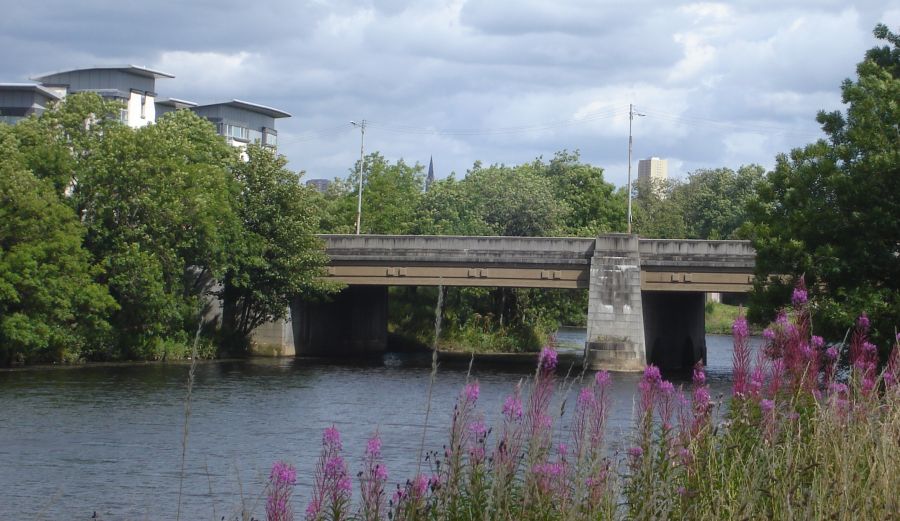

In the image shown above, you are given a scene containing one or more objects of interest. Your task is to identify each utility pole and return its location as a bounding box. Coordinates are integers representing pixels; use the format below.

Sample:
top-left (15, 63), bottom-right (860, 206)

top-left (351, 120), bottom-right (366, 235)
top-left (626, 104), bottom-right (644, 234)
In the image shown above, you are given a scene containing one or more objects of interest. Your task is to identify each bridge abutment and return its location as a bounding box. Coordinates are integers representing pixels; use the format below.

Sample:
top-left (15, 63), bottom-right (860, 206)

top-left (585, 235), bottom-right (647, 372)
top-left (291, 285), bottom-right (388, 356)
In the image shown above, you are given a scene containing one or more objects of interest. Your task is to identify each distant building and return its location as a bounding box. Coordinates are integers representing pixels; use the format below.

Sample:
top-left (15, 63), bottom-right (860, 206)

top-left (638, 157), bottom-right (668, 183)
top-left (1, 67), bottom-right (292, 159)
top-left (306, 179), bottom-right (331, 193)
top-left (30, 65), bottom-right (174, 128)
top-left (190, 100), bottom-right (289, 150)
top-left (0, 84), bottom-right (61, 124)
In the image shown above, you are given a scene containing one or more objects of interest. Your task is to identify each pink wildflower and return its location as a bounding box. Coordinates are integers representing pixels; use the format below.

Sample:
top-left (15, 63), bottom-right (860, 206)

top-left (323, 426), bottom-right (342, 451)
top-left (502, 393), bottom-right (523, 421)
top-left (464, 381), bottom-right (480, 404)
top-left (791, 287), bottom-right (808, 305)
top-left (857, 313), bottom-right (870, 330)
top-left (539, 346), bottom-right (558, 372)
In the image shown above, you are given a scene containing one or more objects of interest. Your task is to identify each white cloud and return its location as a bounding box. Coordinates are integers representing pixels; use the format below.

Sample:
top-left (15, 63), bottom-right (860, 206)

top-left (2, 0), bottom-right (894, 185)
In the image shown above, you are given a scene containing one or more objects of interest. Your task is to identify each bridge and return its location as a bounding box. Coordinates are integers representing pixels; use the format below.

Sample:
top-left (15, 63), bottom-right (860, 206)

top-left (253, 234), bottom-right (756, 371)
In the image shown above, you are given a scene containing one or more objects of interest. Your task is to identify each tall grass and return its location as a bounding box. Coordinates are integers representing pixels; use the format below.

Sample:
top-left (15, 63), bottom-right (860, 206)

top-left (267, 280), bottom-right (900, 521)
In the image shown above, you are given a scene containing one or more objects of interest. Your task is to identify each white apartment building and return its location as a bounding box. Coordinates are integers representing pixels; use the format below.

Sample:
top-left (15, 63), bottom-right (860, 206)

top-left (30, 65), bottom-right (174, 128)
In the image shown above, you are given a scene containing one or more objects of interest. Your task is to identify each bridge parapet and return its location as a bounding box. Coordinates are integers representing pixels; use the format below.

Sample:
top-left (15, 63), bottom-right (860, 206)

top-left (321, 234), bottom-right (596, 266)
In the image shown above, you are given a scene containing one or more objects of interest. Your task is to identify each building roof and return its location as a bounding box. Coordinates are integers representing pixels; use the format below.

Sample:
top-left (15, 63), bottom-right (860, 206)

top-left (196, 99), bottom-right (291, 118)
top-left (31, 65), bottom-right (175, 82)
top-left (156, 97), bottom-right (198, 108)
top-left (0, 83), bottom-right (62, 100)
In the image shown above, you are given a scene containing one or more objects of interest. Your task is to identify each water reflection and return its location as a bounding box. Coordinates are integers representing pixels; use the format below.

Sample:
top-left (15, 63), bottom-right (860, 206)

top-left (0, 334), bottom-right (754, 520)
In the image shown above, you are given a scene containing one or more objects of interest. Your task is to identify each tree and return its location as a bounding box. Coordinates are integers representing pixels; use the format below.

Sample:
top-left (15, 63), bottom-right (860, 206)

top-left (631, 177), bottom-right (687, 239)
top-left (523, 150), bottom-right (627, 236)
top-left (70, 109), bottom-right (239, 357)
top-left (462, 162), bottom-right (565, 237)
top-left (320, 152), bottom-right (425, 235)
top-left (0, 126), bottom-right (116, 364)
top-left (221, 144), bottom-right (336, 344)
top-left (679, 165), bottom-right (765, 240)
top-left (747, 24), bottom-right (900, 345)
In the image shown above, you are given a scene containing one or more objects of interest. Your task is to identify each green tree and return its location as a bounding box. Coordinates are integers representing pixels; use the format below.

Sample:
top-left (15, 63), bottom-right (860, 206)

top-left (413, 174), bottom-right (493, 235)
top-left (221, 144), bottom-right (336, 344)
top-left (747, 24), bottom-right (900, 344)
top-left (462, 162), bottom-right (565, 237)
top-left (0, 126), bottom-right (116, 364)
top-left (66, 106), bottom-right (239, 357)
top-left (523, 150), bottom-right (627, 236)
top-left (321, 152), bottom-right (425, 234)
top-left (678, 165), bottom-right (765, 240)
top-left (631, 177), bottom-right (687, 238)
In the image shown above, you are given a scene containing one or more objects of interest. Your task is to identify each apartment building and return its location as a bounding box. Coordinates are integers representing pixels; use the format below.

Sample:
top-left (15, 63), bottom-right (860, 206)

top-left (30, 65), bottom-right (174, 128)
top-left (0, 84), bottom-right (61, 124)
top-left (190, 100), bottom-right (289, 149)
top-left (2, 66), bottom-right (292, 155)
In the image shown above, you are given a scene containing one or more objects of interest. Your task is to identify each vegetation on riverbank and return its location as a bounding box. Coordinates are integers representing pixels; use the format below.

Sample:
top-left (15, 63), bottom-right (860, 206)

top-left (0, 101), bottom-right (335, 365)
top-left (264, 282), bottom-right (900, 520)
top-left (704, 302), bottom-right (748, 335)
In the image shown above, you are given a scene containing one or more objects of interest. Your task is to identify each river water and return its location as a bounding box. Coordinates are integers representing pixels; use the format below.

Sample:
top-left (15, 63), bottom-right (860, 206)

top-left (0, 334), bottom-right (750, 520)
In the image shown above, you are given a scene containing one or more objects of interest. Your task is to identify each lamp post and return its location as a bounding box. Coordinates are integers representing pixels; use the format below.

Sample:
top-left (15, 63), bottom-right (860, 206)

top-left (350, 120), bottom-right (366, 235)
top-left (626, 104), bottom-right (644, 234)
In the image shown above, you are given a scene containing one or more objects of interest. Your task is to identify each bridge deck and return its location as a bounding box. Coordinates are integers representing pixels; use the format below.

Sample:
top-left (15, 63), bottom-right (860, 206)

top-left (319, 234), bottom-right (756, 292)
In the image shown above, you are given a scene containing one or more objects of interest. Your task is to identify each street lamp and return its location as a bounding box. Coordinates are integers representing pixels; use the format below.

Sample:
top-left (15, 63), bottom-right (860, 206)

top-left (626, 104), bottom-right (645, 234)
top-left (350, 120), bottom-right (366, 235)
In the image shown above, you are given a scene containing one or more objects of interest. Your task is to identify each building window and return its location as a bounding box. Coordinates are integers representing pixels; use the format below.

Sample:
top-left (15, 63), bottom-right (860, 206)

top-left (248, 129), bottom-right (262, 144)
top-left (140, 93), bottom-right (147, 119)
top-left (264, 131), bottom-right (277, 147)
top-left (226, 124), bottom-right (249, 141)
top-left (0, 115), bottom-right (22, 125)
top-left (119, 109), bottom-right (129, 123)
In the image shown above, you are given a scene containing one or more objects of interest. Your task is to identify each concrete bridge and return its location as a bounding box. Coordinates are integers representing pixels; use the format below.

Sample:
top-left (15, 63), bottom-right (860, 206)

top-left (253, 234), bottom-right (756, 371)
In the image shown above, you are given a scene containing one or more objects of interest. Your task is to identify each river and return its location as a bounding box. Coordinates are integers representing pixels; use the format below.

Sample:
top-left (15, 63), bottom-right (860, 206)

top-left (0, 333), bottom-right (753, 520)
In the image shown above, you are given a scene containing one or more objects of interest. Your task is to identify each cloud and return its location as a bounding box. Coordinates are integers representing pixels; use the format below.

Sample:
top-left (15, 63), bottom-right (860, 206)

top-left (1, 0), bottom-right (896, 186)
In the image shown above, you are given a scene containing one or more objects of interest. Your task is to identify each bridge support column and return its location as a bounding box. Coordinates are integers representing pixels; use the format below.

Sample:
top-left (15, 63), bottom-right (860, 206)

top-left (291, 285), bottom-right (388, 356)
top-left (642, 291), bottom-right (706, 370)
top-left (249, 314), bottom-right (296, 356)
top-left (585, 235), bottom-right (646, 372)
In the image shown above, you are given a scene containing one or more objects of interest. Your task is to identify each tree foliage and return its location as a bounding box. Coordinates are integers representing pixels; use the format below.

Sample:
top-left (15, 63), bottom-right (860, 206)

top-left (0, 94), bottom-right (333, 363)
top-left (221, 145), bottom-right (336, 342)
top-left (0, 126), bottom-right (116, 364)
top-left (747, 24), bottom-right (900, 344)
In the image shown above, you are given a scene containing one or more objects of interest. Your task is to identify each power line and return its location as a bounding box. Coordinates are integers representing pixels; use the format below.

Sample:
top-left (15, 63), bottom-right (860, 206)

top-left (639, 107), bottom-right (823, 139)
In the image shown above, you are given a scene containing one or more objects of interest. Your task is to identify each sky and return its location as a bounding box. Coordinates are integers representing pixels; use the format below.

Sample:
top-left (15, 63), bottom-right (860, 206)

top-left (1, 0), bottom-right (898, 186)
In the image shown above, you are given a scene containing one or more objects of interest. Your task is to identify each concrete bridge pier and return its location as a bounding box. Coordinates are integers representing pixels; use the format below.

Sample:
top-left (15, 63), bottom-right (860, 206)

top-left (584, 235), bottom-right (647, 372)
top-left (642, 291), bottom-right (706, 370)
top-left (291, 285), bottom-right (388, 356)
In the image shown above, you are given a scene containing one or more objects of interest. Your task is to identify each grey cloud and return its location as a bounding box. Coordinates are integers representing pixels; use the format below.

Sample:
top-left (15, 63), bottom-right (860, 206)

top-left (1, 0), bottom-right (896, 186)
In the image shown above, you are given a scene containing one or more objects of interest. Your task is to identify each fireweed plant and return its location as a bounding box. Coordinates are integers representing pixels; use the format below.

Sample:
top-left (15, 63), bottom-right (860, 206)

top-left (264, 281), bottom-right (899, 521)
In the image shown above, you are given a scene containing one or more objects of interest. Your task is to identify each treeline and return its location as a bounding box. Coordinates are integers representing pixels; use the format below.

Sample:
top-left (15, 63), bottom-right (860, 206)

top-left (0, 95), bottom-right (332, 365)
